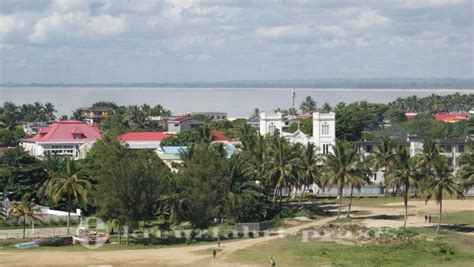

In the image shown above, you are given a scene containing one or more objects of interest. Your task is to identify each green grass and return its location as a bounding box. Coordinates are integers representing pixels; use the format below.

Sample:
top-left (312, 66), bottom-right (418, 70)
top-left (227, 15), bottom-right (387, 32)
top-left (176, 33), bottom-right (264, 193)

top-left (226, 232), bottom-right (474, 267)
top-left (434, 211), bottom-right (474, 226)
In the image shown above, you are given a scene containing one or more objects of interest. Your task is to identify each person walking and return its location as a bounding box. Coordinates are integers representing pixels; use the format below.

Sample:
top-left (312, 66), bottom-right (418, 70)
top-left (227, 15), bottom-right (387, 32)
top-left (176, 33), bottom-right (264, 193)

top-left (424, 214), bottom-right (428, 223)
top-left (212, 249), bottom-right (217, 259)
top-left (217, 237), bottom-right (221, 248)
top-left (428, 214), bottom-right (432, 224)
top-left (270, 257), bottom-right (276, 267)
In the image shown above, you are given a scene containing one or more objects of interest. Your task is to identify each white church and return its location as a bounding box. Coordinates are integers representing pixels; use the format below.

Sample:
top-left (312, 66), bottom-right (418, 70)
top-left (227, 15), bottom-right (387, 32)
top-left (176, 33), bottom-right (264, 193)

top-left (259, 112), bottom-right (336, 154)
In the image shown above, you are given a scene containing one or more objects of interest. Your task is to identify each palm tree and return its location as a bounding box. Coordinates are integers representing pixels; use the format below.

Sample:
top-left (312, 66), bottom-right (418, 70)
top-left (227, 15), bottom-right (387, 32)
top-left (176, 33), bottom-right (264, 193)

top-left (238, 124), bottom-right (257, 152)
top-left (421, 156), bottom-right (464, 233)
top-left (370, 136), bottom-right (396, 192)
top-left (9, 200), bottom-right (44, 239)
top-left (345, 156), bottom-right (370, 218)
top-left (38, 152), bottom-right (65, 197)
top-left (416, 138), bottom-right (439, 174)
top-left (300, 96), bottom-right (317, 114)
top-left (197, 124), bottom-right (213, 145)
top-left (319, 102), bottom-right (332, 113)
top-left (458, 144), bottom-right (474, 191)
top-left (267, 134), bottom-right (295, 204)
top-left (387, 148), bottom-right (420, 229)
top-left (43, 103), bottom-right (57, 121)
top-left (323, 141), bottom-right (361, 219)
top-left (293, 143), bottom-right (322, 202)
top-left (49, 157), bottom-right (90, 234)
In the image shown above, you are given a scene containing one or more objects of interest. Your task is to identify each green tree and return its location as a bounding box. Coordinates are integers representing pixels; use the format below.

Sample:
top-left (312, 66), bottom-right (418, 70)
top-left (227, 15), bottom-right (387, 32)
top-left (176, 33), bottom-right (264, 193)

top-left (300, 96), bottom-right (317, 114)
top-left (0, 147), bottom-right (48, 201)
top-left (49, 157), bottom-right (90, 234)
top-left (9, 200), bottom-right (44, 239)
top-left (293, 143), bottom-right (321, 202)
top-left (178, 143), bottom-right (229, 228)
top-left (387, 148), bottom-right (420, 229)
top-left (323, 141), bottom-right (361, 219)
top-left (421, 156), bottom-right (464, 233)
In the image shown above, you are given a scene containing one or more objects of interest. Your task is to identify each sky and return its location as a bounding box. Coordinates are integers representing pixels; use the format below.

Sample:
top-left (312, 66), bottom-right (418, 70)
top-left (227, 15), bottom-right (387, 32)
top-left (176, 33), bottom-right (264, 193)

top-left (0, 0), bottom-right (473, 83)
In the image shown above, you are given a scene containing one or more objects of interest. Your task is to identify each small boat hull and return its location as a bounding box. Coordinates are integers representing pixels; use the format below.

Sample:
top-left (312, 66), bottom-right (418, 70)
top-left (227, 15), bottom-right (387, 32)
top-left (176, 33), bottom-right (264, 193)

top-left (15, 242), bottom-right (39, 249)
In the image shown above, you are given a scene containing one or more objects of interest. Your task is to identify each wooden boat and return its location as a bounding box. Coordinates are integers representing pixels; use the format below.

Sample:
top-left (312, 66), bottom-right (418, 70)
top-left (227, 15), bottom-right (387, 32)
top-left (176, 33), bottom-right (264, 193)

top-left (33, 236), bottom-right (72, 246)
top-left (15, 242), bottom-right (39, 249)
top-left (72, 234), bottom-right (109, 244)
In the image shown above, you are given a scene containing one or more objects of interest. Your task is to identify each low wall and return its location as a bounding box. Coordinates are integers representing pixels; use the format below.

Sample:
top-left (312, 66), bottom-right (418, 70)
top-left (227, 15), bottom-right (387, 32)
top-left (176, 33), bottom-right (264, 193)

top-left (235, 220), bottom-right (274, 232)
top-left (318, 186), bottom-right (385, 197)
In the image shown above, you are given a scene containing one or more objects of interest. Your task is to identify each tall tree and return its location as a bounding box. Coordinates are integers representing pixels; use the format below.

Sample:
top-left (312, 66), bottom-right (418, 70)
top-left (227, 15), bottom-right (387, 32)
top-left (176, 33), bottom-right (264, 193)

top-left (323, 141), bottom-right (361, 219)
top-left (9, 200), bottom-right (44, 239)
top-left (370, 136), bottom-right (396, 187)
top-left (421, 156), bottom-right (464, 233)
top-left (49, 157), bottom-right (90, 234)
top-left (300, 96), bottom-right (317, 114)
top-left (293, 143), bottom-right (322, 202)
top-left (387, 148), bottom-right (420, 229)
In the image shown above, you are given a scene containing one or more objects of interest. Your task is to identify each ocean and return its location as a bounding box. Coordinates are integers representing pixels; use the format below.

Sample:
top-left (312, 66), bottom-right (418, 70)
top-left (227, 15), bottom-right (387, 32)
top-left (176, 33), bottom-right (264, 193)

top-left (1, 87), bottom-right (472, 117)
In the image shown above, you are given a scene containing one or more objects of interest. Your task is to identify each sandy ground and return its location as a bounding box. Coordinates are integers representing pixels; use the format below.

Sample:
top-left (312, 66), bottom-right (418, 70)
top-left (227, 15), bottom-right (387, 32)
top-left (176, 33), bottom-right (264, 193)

top-left (355, 199), bottom-right (474, 229)
top-left (0, 199), bottom-right (472, 266)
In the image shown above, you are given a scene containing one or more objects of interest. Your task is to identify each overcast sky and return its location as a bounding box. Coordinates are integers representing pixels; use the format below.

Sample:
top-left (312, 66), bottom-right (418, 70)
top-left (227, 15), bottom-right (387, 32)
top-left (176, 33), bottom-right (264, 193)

top-left (0, 0), bottom-right (473, 83)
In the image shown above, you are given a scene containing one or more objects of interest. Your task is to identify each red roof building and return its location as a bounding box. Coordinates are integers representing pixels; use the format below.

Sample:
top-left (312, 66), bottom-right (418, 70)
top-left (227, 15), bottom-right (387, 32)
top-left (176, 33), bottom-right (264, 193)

top-left (211, 130), bottom-right (231, 142)
top-left (433, 114), bottom-right (469, 123)
top-left (404, 113), bottom-right (418, 119)
top-left (117, 132), bottom-right (170, 149)
top-left (20, 120), bottom-right (102, 158)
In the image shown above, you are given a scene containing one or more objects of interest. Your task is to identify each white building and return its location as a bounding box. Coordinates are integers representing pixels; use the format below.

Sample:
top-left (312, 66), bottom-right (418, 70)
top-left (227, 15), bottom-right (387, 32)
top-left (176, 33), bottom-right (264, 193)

top-left (20, 120), bottom-right (102, 159)
top-left (259, 112), bottom-right (336, 155)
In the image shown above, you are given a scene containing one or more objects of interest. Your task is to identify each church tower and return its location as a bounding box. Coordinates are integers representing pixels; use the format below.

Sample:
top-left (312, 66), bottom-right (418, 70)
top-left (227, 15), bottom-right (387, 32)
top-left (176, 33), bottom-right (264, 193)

top-left (312, 112), bottom-right (336, 155)
top-left (259, 112), bottom-right (283, 135)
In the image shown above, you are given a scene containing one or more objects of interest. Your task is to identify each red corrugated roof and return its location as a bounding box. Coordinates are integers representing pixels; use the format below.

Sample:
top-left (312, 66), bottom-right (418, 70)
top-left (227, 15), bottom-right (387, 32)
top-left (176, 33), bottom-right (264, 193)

top-left (434, 113), bottom-right (469, 122)
top-left (170, 116), bottom-right (193, 123)
top-left (22, 121), bottom-right (102, 143)
top-left (117, 132), bottom-right (170, 142)
top-left (405, 113), bottom-right (418, 119)
top-left (211, 130), bottom-right (231, 142)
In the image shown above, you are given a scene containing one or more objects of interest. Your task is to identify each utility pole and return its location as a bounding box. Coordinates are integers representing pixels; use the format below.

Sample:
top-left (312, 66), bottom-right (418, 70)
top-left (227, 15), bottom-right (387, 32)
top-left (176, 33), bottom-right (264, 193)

top-left (291, 89), bottom-right (296, 110)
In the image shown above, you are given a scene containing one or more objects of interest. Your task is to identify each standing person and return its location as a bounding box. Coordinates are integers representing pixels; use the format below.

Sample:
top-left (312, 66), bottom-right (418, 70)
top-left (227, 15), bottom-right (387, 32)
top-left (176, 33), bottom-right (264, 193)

top-left (428, 214), bottom-right (432, 224)
top-left (217, 236), bottom-right (221, 248)
top-left (212, 249), bottom-right (217, 259)
top-left (270, 257), bottom-right (276, 267)
top-left (424, 214), bottom-right (428, 223)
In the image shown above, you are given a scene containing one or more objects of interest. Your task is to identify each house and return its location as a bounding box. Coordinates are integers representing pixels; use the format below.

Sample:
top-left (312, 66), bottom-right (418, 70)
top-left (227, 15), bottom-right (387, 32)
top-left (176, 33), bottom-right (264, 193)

top-left (156, 146), bottom-right (187, 171)
top-left (117, 132), bottom-right (170, 149)
top-left (20, 120), bottom-right (102, 159)
top-left (79, 107), bottom-right (114, 125)
top-left (247, 116), bottom-right (260, 129)
top-left (259, 112), bottom-right (336, 155)
top-left (167, 117), bottom-right (203, 133)
top-left (404, 113), bottom-right (418, 119)
top-left (183, 112), bottom-right (228, 121)
top-left (433, 113), bottom-right (469, 123)
top-left (354, 135), bottom-right (470, 184)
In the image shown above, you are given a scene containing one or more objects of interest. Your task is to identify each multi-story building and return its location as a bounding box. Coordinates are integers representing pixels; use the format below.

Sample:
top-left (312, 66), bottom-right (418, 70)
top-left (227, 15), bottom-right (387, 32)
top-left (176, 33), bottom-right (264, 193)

top-left (79, 107), bottom-right (114, 125)
top-left (259, 112), bottom-right (336, 155)
top-left (354, 135), bottom-right (470, 184)
top-left (20, 120), bottom-right (102, 159)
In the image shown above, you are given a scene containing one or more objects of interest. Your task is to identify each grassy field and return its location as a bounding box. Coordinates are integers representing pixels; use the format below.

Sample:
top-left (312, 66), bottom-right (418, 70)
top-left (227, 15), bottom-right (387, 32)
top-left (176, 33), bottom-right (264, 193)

top-left (226, 231), bottom-right (474, 267)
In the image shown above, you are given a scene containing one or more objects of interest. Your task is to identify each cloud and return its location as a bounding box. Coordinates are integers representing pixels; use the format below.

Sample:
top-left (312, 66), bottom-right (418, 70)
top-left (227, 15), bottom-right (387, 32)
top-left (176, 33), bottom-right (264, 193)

top-left (0, 0), bottom-right (472, 82)
top-left (0, 15), bottom-right (25, 41)
top-left (351, 9), bottom-right (391, 28)
top-left (255, 25), bottom-right (313, 40)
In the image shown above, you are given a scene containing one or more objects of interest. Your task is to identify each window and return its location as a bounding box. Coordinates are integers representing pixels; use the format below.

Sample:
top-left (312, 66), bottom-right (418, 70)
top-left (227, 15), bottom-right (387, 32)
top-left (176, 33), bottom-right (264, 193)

top-left (322, 144), bottom-right (329, 155)
top-left (459, 145), bottom-right (465, 153)
top-left (441, 145), bottom-right (452, 153)
top-left (366, 145), bottom-right (373, 153)
top-left (321, 123), bottom-right (330, 136)
top-left (268, 123), bottom-right (275, 134)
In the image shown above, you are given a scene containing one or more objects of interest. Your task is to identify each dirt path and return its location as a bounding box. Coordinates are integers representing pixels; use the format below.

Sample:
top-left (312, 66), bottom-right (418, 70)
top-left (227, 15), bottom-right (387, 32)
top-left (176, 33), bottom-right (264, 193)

top-left (352, 199), bottom-right (474, 230)
top-left (0, 199), bottom-right (471, 266)
top-left (0, 216), bottom-right (336, 266)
